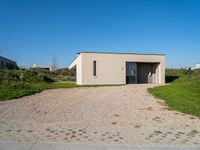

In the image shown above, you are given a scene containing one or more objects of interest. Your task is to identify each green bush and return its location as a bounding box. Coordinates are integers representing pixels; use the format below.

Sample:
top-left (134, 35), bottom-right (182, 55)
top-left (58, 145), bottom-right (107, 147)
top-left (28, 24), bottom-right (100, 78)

top-left (0, 69), bottom-right (78, 100)
top-left (173, 75), bottom-right (199, 83)
top-left (166, 68), bottom-right (189, 77)
top-left (0, 70), bottom-right (54, 83)
top-left (165, 68), bottom-right (200, 83)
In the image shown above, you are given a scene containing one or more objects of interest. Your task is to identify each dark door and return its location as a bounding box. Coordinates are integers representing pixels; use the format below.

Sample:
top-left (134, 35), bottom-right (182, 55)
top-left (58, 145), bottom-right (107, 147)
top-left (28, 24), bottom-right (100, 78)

top-left (126, 62), bottom-right (137, 84)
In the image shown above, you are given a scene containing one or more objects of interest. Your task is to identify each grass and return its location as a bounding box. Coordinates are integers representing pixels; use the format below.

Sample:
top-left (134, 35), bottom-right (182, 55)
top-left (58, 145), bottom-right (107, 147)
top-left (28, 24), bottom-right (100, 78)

top-left (0, 81), bottom-right (123, 101)
top-left (0, 81), bottom-right (78, 101)
top-left (0, 69), bottom-right (81, 101)
top-left (149, 76), bottom-right (200, 117)
top-left (0, 69), bottom-right (124, 101)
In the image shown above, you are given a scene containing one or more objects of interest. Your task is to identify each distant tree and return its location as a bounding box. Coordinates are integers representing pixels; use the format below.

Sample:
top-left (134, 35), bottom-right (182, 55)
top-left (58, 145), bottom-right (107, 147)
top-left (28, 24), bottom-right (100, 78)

top-left (52, 56), bottom-right (58, 71)
top-left (68, 68), bottom-right (76, 76)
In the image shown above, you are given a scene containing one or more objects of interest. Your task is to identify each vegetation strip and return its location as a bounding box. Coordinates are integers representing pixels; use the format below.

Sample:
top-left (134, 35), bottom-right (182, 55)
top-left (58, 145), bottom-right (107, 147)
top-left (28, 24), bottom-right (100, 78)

top-left (0, 70), bottom-right (123, 101)
top-left (149, 70), bottom-right (200, 117)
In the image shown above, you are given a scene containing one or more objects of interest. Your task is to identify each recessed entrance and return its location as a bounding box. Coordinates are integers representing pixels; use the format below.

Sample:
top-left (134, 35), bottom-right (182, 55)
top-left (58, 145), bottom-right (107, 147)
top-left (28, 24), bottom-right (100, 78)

top-left (126, 62), bottom-right (159, 84)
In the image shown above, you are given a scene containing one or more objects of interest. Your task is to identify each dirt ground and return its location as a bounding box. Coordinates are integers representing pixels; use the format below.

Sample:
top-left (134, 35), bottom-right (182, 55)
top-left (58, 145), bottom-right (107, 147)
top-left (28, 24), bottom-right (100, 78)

top-left (0, 84), bottom-right (200, 145)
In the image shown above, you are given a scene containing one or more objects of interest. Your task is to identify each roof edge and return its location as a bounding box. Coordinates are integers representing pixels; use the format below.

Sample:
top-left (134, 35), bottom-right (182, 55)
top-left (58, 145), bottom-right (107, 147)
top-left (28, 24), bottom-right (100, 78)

top-left (0, 56), bottom-right (16, 63)
top-left (77, 51), bottom-right (165, 56)
top-left (68, 53), bottom-right (80, 69)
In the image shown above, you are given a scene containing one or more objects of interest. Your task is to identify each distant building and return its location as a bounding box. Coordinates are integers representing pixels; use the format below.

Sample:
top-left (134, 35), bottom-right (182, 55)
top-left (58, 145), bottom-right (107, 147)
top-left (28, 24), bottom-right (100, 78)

top-left (192, 63), bottom-right (200, 70)
top-left (0, 56), bottom-right (17, 69)
top-left (30, 64), bottom-right (53, 71)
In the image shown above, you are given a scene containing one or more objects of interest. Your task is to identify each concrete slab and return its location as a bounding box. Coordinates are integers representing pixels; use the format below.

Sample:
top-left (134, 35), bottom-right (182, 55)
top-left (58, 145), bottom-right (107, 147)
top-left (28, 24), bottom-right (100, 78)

top-left (0, 141), bottom-right (200, 150)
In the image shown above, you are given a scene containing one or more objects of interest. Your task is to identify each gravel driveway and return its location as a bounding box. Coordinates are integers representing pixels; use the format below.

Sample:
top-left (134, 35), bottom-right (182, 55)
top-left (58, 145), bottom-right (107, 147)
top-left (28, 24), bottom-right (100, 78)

top-left (0, 84), bottom-right (200, 145)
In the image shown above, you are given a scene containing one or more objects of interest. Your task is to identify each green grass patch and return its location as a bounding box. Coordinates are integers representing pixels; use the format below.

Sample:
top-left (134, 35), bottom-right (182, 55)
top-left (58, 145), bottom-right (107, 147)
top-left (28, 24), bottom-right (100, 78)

top-left (0, 81), bottom-right (78, 101)
top-left (46, 81), bottom-right (78, 89)
top-left (0, 69), bottom-right (80, 101)
top-left (0, 81), bottom-right (124, 101)
top-left (149, 78), bottom-right (200, 117)
top-left (0, 83), bottom-right (43, 100)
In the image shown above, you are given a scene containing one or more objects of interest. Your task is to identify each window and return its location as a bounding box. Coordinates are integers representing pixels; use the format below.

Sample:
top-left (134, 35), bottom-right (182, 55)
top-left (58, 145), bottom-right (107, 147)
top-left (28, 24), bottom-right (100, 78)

top-left (93, 61), bottom-right (96, 76)
top-left (1, 61), bottom-right (4, 67)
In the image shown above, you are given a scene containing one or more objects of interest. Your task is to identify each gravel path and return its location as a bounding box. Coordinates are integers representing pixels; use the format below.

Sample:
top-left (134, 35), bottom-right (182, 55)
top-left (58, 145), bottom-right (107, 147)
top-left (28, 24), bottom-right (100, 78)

top-left (0, 84), bottom-right (200, 145)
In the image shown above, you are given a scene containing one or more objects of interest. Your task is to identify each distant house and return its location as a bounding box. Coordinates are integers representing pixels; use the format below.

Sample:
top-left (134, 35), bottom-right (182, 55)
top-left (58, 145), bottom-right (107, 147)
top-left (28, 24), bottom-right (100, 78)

top-left (30, 64), bottom-right (53, 72)
top-left (192, 63), bottom-right (200, 70)
top-left (69, 52), bottom-right (165, 85)
top-left (0, 56), bottom-right (17, 69)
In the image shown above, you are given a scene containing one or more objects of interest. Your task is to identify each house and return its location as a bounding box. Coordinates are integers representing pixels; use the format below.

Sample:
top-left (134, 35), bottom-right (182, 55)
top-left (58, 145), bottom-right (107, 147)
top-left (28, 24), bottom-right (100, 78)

top-left (0, 56), bottom-right (17, 69)
top-left (69, 52), bottom-right (165, 85)
top-left (192, 63), bottom-right (200, 70)
top-left (30, 64), bottom-right (53, 71)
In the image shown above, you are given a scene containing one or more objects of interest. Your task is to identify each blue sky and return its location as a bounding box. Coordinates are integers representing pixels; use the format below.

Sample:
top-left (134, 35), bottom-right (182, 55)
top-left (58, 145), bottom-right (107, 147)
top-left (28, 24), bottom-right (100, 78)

top-left (0, 0), bottom-right (200, 68)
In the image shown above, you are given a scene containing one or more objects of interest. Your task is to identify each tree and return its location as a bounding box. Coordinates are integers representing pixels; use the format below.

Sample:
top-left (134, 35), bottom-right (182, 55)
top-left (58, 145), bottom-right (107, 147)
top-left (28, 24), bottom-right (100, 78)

top-left (52, 56), bottom-right (58, 71)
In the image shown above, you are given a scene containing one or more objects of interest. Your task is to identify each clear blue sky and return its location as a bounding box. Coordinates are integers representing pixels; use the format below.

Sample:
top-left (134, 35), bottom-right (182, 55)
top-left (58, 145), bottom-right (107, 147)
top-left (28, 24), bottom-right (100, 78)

top-left (0, 0), bottom-right (200, 68)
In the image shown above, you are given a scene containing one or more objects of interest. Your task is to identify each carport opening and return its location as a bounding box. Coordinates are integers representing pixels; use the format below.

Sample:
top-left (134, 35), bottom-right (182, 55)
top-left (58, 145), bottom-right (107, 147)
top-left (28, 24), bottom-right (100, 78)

top-left (126, 62), bottom-right (159, 84)
top-left (137, 63), bottom-right (159, 84)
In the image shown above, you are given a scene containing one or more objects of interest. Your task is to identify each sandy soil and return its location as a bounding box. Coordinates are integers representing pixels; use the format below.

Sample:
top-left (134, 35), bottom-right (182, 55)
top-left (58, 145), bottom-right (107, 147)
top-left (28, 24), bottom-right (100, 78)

top-left (0, 84), bottom-right (200, 145)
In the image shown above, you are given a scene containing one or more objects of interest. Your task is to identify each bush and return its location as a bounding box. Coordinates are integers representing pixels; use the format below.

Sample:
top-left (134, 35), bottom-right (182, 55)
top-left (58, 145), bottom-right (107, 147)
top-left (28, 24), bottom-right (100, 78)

top-left (173, 75), bottom-right (199, 83)
top-left (0, 70), bottom-right (55, 83)
top-left (166, 68), bottom-right (189, 77)
top-left (37, 73), bottom-right (55, 83)
top-left (0, 69), bottom-right (77, 100)
top-left (165, 68), bottom-right (200, 83)
top-left (54, 68), bottom-right (76, 80)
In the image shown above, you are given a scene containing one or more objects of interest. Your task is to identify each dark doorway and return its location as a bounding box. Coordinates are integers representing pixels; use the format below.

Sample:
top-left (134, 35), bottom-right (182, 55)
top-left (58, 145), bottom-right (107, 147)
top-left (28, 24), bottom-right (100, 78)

top-left (126, 62), bottom-right (137, 84)
top-left (137, 63), bottom-right (158, 84)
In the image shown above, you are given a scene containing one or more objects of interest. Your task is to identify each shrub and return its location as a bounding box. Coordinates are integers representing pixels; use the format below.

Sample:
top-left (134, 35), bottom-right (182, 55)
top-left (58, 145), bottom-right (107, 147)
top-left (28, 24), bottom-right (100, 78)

top-left (165, 68), bottom-right (200, 83)
top-left (0, 70), bottom-right (55, 83)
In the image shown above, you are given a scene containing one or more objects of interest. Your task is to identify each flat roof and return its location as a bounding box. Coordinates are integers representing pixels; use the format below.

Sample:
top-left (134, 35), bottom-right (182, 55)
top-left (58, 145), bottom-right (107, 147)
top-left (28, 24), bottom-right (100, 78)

top-left (69, 51), bottom-right (165, 68)
top-left (77, 51), bottom-right (165, 56)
